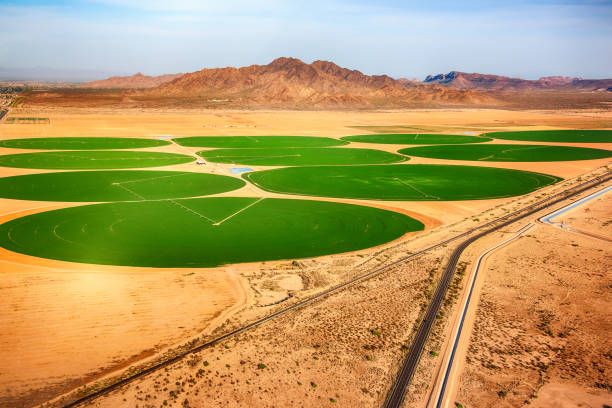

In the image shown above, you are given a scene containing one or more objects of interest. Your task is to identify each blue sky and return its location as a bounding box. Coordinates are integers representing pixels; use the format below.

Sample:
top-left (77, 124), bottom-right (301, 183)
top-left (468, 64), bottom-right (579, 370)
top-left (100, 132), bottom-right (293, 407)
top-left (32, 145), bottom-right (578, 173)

top-left (1, 0), bottom-right (611, 79)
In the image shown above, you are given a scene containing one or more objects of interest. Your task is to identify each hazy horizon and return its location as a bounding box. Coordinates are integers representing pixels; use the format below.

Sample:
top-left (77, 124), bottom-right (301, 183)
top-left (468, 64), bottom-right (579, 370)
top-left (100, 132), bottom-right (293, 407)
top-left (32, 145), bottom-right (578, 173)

top-left (1, 0), bottom-right (611, 81)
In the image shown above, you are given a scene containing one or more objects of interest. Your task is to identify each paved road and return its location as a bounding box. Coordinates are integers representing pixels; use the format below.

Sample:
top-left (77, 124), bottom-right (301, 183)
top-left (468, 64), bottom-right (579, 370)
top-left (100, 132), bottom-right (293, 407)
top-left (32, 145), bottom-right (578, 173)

top-left (383, 173), bottom-right (611, 408)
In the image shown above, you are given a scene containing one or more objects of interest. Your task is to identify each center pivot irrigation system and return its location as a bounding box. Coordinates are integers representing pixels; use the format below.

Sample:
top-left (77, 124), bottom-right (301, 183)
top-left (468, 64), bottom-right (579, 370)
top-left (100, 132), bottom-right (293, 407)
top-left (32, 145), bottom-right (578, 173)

top-left (58, 171), bottom-right (611, 408)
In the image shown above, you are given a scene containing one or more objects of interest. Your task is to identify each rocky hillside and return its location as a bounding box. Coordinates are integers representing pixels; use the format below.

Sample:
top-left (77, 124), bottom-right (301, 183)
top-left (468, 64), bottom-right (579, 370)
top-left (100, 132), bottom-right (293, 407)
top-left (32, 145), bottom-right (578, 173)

top-left (424, 71), bottom-right (612, 91)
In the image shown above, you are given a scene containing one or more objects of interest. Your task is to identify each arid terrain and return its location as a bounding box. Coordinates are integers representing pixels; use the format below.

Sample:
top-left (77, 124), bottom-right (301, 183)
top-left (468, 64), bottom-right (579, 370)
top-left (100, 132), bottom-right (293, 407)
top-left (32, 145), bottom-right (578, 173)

top-left (0, 96), bottom-right (610, 408)
top-left (455, 191), bottom-right (611, 408)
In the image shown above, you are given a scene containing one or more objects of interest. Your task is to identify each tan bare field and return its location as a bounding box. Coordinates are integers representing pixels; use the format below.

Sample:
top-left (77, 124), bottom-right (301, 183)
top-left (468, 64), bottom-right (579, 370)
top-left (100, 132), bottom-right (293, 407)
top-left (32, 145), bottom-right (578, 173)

top-left (0, 106), bottom-right (611, 407)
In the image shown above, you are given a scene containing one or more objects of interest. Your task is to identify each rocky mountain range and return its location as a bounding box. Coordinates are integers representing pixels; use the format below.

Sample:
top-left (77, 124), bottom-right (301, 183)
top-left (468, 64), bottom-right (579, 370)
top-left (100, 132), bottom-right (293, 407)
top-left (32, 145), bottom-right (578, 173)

top-left (132, 57), bottom-right (495, 107)
top-left (41, 58), bottom-right (612, 109)
top-left (424, 71), bottom-right (612, 91)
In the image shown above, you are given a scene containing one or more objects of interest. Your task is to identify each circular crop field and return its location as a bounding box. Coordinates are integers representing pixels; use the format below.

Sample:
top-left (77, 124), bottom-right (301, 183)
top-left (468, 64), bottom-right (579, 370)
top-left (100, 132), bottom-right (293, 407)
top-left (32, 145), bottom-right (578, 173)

top-left (399, 144), bottom-right (612, 162)
top-left (341, 133), bottom-right (491, 145)
top-left (244, 164), bottom-right (562, 201)
top-left (199, 147), bottom-right (407, 166)
top-left (483, 130), bottom-right (612, 143)
top-left (0, 197), bottom-right (423, 267)
top-left (175, 136), bottom-right (348, 148)
top-left (0, 170), bottom-right (245, 202)
top-left (0, 137), bottom-right (170, 150)
top-left (0, 151), bottom-right (194, 169)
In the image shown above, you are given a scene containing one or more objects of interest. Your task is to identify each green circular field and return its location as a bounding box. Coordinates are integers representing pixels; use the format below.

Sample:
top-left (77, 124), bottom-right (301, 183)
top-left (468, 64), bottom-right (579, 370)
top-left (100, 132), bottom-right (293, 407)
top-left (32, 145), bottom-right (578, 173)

top-left (341, 133), bottom-right (491, 145)
top-left (244, 164), bottom-right (562, 201)
top-left (0, 170), bottom-right (245, 202)
top-left (0, 197), bottom-right (423, 267)
top-left (175, 136), bottom-right (348, 148)
top-left (399, 144), bottom-right (612, 162)
top-left (0, 137), bottom-right (170, 150)
top-left (483, 130), bottom-right (612, 143)
top-left (198, 147), bottom-right (407, 166)
top-left (0, 151), bottom-right (194, 169)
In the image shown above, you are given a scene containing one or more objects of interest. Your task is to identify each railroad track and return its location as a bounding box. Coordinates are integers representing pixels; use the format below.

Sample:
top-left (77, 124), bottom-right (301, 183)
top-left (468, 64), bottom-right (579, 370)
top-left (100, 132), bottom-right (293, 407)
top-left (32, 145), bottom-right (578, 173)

top-left (428, 222), bottom-right (534, 408)
top-left (58, 172), bottom-right (610, 408)
top-left (383, 172), bottom-right (611, 408)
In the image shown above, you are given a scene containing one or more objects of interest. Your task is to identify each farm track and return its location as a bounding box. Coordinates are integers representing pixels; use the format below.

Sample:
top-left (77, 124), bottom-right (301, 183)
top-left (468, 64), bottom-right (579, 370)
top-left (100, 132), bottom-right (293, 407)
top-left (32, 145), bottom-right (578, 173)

top-left (382, 172), bottom-right (612, 408)
top-left (58, 172), bottom-right (611, 408)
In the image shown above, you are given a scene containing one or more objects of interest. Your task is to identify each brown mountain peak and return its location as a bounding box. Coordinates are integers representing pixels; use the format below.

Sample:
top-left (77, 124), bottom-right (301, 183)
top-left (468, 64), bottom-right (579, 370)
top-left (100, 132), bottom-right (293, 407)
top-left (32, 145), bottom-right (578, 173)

top-left (311, 59), bottom-right (342, 71)
top-left (267, 57), bottom-right (308, 69)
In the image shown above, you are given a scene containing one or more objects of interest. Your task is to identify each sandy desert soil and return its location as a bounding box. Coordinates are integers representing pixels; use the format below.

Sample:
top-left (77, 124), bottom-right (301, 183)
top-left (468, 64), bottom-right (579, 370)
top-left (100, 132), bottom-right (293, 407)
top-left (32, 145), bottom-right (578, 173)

top-left (6, 105), bottom-right (612, 137)
top-left (453, 191), bottom-right (612, 408)
top-left (556, 191), bottom-right (612, 241)
top-left (0, 106), bottom-right (610, 407)
top-left (0, 264), bottom-right (246, 408)
top-left (52, 237), bottom-right (456, 408)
